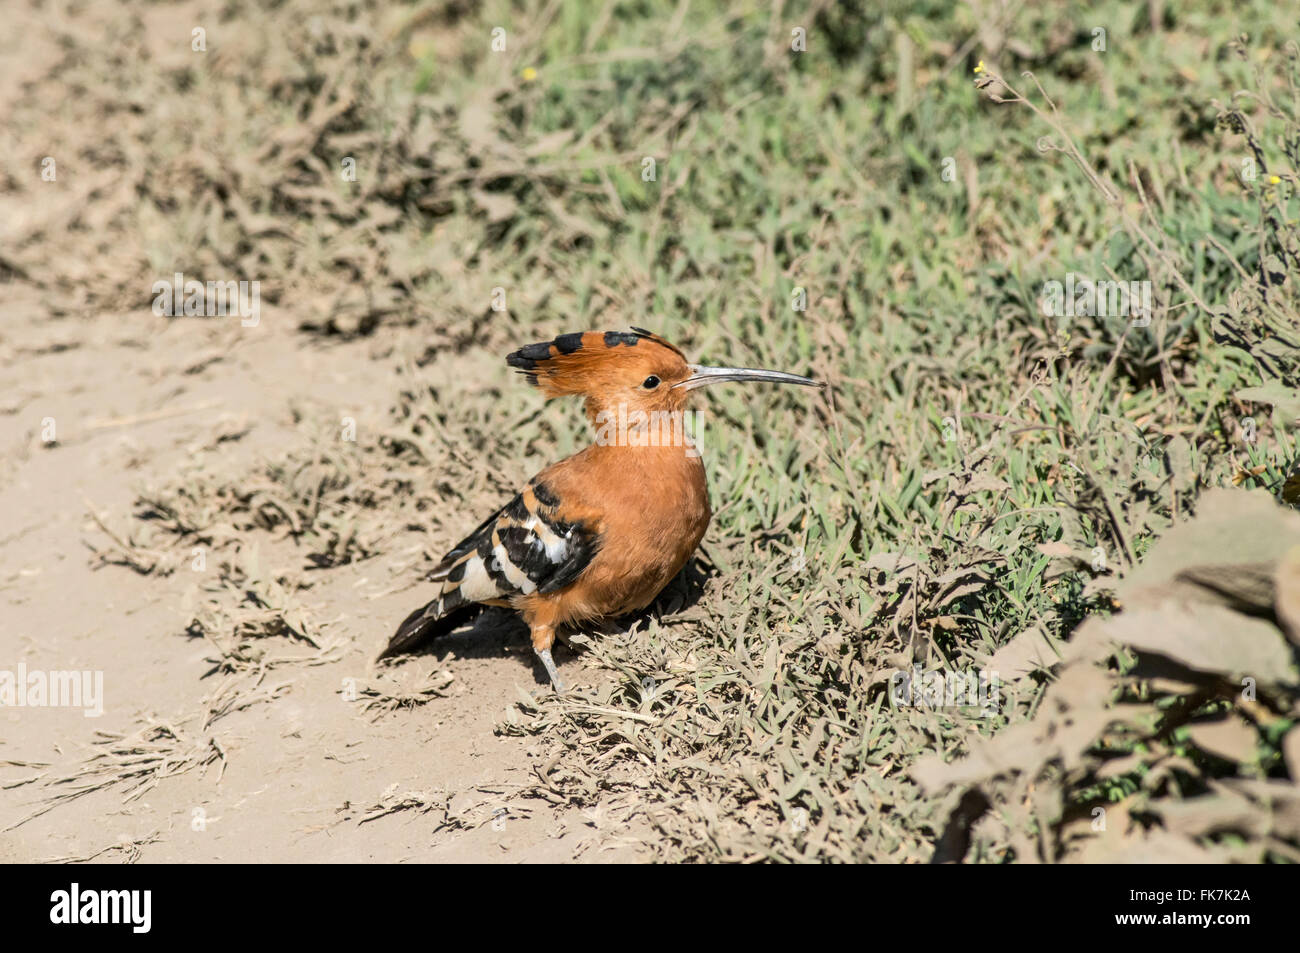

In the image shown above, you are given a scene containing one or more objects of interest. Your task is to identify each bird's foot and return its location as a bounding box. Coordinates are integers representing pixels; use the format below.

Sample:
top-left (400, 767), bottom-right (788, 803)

top-left (534, 647), bottom-right (565, 692)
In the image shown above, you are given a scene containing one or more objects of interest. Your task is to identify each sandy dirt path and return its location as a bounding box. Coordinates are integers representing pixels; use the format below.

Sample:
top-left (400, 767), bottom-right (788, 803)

top-left (0, 295), bottom-right (643, 862)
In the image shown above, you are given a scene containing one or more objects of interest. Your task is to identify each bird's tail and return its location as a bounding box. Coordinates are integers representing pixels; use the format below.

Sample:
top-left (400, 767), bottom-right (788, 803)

top-left (378, 594), bottom-right (482, 659)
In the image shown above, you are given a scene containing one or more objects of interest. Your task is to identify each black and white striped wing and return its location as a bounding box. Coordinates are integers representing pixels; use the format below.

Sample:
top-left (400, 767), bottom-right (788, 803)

top-left (381, 480), bottom-right (601, 656)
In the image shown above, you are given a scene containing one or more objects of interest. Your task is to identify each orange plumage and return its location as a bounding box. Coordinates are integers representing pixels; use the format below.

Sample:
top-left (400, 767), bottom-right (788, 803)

top-left (380, 328), bottom-right (820, 690)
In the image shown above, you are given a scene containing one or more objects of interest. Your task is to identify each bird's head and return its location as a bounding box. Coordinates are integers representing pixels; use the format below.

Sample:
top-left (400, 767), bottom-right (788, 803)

top-left (506, 328), bottom-right (821, 424)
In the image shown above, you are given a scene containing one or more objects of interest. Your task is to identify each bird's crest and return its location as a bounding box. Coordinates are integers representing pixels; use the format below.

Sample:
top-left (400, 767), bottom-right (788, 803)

top-left (506, 328), bottom-right (687, 397)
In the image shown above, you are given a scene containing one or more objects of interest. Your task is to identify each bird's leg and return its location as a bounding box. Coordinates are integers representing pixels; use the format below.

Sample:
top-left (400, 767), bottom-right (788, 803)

top-left (530, 623), bottom-right (565, 692)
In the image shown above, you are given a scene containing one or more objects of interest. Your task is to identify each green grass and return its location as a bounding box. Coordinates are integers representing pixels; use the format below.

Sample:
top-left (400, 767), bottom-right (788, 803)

top-left (399, 0), bottom-right (1298, 861)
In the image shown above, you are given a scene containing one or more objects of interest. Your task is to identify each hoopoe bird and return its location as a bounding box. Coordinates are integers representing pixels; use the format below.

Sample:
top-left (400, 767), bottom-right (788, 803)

top-left (379, 328), bottom-right (821, 690)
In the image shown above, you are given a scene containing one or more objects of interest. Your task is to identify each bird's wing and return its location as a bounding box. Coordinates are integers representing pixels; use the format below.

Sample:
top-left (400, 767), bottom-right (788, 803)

top-left (432, 479), bottom-right (602, 600)
top-left (382, 479), bottom-right (601, 657)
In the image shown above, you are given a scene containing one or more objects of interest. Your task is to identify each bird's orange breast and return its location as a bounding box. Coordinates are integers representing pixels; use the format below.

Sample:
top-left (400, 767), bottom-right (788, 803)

top-left (517, 442), bottom-right (710, 626)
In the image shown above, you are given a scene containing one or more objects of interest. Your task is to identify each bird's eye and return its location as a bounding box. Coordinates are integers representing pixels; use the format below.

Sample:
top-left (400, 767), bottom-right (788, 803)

top-left (642, 375), bottom-right (661, 389)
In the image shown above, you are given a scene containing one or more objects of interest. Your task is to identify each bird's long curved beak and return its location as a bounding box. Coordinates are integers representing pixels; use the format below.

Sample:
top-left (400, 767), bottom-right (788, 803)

top-left (673, 363), bottom-right (823, 391)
